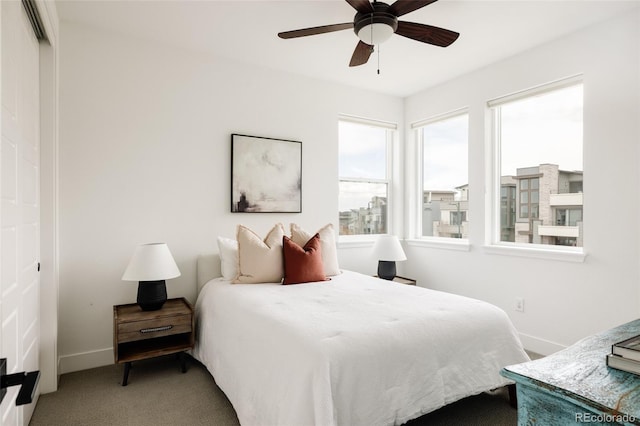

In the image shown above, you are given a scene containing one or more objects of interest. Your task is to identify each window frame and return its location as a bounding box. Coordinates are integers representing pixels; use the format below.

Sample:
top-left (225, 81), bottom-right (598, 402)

top-left (338, 115), bottom-right (397, 242)
top-left (485, 75), bottom-right (586, 262)
top-left (411, 108), bottom-right (471, 250)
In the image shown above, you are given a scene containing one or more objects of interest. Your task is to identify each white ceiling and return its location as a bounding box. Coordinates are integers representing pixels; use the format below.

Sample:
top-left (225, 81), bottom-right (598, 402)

top-left (55, 0), bottom-right (639, 97)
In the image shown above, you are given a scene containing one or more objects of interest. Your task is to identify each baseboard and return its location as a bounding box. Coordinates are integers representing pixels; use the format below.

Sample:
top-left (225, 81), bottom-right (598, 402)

top-left (59, 348), bottom-right (113, 374)
top-left (519, 332), bottom-right (566, 356)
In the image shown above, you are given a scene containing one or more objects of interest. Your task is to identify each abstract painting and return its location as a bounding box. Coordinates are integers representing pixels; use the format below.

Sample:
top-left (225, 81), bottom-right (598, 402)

top-left (231, 134), bottom-right (302, 213)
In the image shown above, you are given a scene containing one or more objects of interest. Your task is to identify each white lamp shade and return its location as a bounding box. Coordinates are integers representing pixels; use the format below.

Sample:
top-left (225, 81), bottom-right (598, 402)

top-left (357, 23), bottom-right (395, 45)
top-left (122, 243), bottom-right (181, 282)
top-left (372, 235), bottom-right (407, 262)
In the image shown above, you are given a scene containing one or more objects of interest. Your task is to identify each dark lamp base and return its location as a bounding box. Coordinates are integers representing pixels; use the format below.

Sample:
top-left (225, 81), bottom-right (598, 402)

top-left (377, 260), bottom-right (397, 281)
top-left (137, 280), bottom-right (167, 311)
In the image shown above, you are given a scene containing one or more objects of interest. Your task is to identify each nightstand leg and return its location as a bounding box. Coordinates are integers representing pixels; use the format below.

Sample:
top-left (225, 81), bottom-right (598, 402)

top-left (122, 362), bottom-right (131, 386)
top-left (179, 352), bottom-right (187, 373)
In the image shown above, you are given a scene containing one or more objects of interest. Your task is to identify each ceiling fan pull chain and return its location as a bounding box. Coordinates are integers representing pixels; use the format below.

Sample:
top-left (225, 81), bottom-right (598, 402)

top-left (369, 13), bottom-right (381, 75)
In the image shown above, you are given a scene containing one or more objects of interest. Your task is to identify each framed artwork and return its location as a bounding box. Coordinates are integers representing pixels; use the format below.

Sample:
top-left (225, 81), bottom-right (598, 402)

top-left (231, 134), bottom-right (302, 213)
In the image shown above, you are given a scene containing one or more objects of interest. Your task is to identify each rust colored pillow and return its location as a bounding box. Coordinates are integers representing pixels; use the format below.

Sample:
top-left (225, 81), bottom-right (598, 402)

top-left (282, 233), bottom-right (326, 285)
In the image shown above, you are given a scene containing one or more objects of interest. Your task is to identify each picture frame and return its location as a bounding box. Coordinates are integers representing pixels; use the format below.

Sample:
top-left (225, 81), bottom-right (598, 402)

top-left (231, 134), bottom-right (302, 213)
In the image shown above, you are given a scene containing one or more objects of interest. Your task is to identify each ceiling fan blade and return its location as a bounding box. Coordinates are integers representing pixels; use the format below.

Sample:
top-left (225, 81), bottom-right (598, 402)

top-left (388, 0), bottom-right (438, 17)
top-left (278, 23), bottom-right (353, 39)
top-left (395, 21), bottom-right (459, 47)
top-left (345, 0), bottom-right (374, 14)
top-left (349, 41), bottom-right (374, 67)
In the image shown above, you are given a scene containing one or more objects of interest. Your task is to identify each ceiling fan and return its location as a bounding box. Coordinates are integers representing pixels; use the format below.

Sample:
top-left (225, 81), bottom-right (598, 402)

top-left (278, 0), bottom-right (459, 67)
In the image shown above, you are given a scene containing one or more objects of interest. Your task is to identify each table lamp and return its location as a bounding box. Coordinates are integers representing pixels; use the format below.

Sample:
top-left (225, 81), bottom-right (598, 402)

top-left (122, 243), bottom-right (181, 311)
top-left (372, 235), bottom-right (407, 280)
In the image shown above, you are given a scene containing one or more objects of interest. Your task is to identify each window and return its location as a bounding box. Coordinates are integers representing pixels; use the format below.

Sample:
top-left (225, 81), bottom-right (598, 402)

top-left (518, 177), bottom-right (539, 219)
top-left (556, 208), bottom-right (582, 226)
top-left (490, 78), bottom-right (583, 249)
top-left (413, 111), bottom-right (469, 239)
top-left (338, 117), bottom-right (395, 236)
top-left (451, 211), bottom-right (466, 226)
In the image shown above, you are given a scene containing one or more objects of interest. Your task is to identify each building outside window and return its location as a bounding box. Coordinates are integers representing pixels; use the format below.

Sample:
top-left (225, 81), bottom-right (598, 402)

top-left (338, 117), bottom-right (395, 236)
top-left (413, 111), bottom-right (469, 239)
top-left (490, 78), bottom-right (584, 248)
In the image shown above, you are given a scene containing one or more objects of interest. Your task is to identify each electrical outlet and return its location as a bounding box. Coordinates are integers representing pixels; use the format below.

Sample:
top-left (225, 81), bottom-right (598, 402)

top-left (515, 297), bottom-right (525, 312)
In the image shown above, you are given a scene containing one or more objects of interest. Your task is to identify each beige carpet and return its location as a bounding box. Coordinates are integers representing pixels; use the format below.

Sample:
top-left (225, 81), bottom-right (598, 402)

top-left (30, 354), bottom-right (525, 426)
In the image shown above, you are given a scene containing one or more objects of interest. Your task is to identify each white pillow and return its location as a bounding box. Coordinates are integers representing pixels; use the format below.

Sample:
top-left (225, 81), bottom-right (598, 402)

top-left (234, 223), bottom-right (285, 284)
top-left (290, 223), bottom-right (340, 276)
top-left (217, 236), bottom-right (238, 280)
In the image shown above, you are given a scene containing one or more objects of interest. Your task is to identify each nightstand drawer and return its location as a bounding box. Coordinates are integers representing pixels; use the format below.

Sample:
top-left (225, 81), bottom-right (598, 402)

top-left (117, 315), bottom-right (191, 343)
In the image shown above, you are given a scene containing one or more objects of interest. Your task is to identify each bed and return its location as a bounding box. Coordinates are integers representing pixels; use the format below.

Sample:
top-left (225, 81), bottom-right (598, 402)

top-left (192, 253), bottom-right (529, 426)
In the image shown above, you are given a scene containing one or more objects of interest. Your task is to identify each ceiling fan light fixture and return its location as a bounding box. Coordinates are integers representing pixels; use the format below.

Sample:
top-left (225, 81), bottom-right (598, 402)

top-left (356, 23), bottom-right (394, 45)
top-left (353, 4), bottom-right (398, 46)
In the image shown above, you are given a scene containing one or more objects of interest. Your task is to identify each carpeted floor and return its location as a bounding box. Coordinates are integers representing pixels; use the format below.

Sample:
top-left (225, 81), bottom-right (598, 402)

top-left (30, 354), bottom-right (529, 426)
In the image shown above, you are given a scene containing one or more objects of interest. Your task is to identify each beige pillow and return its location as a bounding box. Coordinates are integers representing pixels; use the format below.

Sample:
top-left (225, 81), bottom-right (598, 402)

top-left (290, 223), bottom-right (340, 276)
top-left (234, 223), bottom-right (285, 284)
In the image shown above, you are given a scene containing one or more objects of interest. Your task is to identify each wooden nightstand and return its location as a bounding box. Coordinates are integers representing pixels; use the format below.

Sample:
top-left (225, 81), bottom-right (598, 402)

top-left (375, 276), bottom-right (417, 285)
top-left (113, 297), bottom-right (194, 386)
top-left (391, 276), bottom-right (416, 285)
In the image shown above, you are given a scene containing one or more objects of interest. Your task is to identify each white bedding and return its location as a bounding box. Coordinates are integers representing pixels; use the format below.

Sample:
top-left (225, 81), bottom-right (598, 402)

top-left (193, 270), bottom-right (529, 426)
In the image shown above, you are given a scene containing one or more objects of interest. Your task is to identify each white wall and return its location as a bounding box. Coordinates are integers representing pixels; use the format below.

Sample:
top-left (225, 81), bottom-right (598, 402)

top-left (403, 11), bottom-right (640, 355)
top-left (58, 9), bottom-right (640, 372)
top-left (58, 22), bottom-right (403, 372)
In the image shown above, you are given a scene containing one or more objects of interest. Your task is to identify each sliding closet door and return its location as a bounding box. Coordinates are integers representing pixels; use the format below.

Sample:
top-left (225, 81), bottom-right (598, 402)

top-left (1, 0), bottom-right (42, 424)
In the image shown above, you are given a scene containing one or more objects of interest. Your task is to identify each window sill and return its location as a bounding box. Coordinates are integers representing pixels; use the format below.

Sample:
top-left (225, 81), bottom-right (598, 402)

top-left (337, 236), bottom-right (377, 249)
top-left (405, 238), bottom-right (471, 252)
top-left (483, 243), bottom-right (586, 263)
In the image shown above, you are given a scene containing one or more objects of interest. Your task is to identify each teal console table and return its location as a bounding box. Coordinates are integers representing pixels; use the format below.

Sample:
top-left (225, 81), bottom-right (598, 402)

top-left (502, 319), bottom-right (640, 425)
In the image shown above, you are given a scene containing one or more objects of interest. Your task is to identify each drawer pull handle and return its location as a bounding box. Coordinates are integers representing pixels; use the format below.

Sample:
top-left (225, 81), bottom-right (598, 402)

top-left (140, 325), bottom-right (173, 334)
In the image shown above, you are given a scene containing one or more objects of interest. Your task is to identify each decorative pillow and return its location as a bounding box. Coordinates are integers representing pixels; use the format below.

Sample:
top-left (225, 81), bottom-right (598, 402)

top-left (217, 236), bottom-right (238, 280)
top-left (290, 223), bottom-right (340, 276)
top-left (234, 223), bottom-right (285, 284)
top-left (283, 234), bottom-right (326, 285)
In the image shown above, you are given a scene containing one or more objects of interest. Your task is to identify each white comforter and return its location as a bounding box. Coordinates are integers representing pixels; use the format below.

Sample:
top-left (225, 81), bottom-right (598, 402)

top-left (193, 271), bottom-right (529, 426)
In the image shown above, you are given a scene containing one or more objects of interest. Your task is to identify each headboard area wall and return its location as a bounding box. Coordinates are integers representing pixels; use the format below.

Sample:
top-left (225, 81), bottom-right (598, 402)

top-left (197, 254), bottom-right (221, 294)
top-left (57, 19), bottom-right (405, 375)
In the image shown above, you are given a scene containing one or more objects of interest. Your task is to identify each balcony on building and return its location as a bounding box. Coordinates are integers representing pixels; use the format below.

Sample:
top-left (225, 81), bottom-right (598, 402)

top-left (549, 192), bottom-right (583, 207)
top-left (537, 224), bottom-right (580, 238)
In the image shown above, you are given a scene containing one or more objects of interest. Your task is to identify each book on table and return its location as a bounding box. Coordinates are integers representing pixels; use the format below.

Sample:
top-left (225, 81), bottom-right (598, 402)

top-left (612, 334), bottom-right (640, 362)
top-left (606, 354), bottom-right (640, 375)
